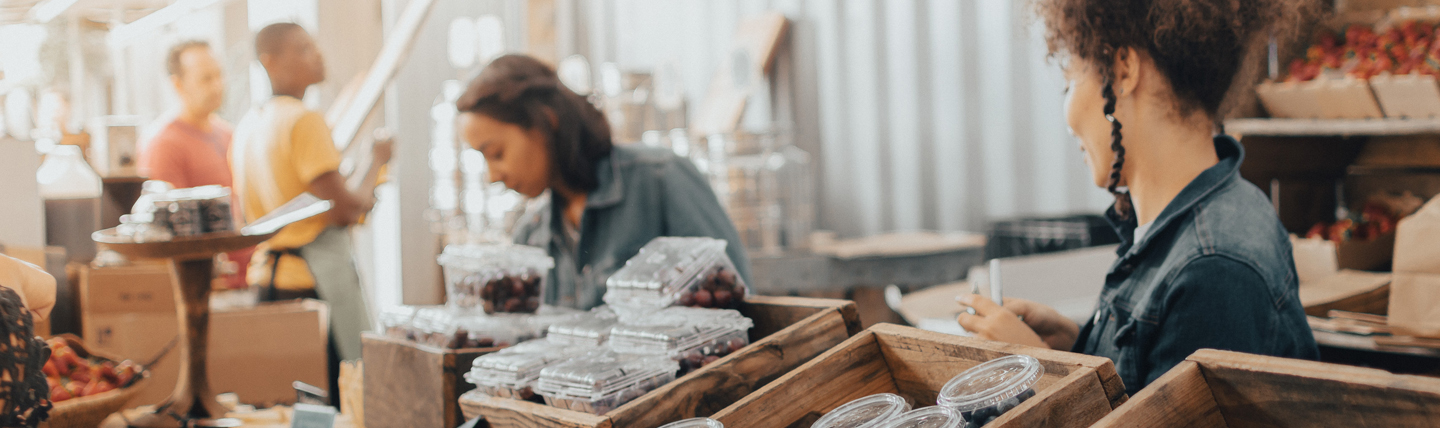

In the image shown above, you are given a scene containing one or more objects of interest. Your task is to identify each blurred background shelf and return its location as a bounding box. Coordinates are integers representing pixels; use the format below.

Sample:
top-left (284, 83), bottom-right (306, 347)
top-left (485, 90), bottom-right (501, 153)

top-left (1226, 118), bottom-right (1440, 137)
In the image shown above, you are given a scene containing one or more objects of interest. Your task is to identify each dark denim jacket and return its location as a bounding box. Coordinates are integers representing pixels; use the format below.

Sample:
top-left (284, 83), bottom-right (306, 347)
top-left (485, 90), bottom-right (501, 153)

top-left (514, 145), bottom-right (752, 309)
top-left (1073, 135), bottom-right (1319, 395)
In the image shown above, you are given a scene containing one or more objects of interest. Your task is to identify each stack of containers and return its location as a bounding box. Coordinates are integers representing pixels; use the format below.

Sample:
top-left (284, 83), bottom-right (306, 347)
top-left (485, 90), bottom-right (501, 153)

top-left (607, 306), bottom-right (753, 375)
top-left (546, 307), bottom-right (620, 346)
top-left (533, 350), bottom-right (679, 414)
top-left (466, 338), bottom-right (599, 400)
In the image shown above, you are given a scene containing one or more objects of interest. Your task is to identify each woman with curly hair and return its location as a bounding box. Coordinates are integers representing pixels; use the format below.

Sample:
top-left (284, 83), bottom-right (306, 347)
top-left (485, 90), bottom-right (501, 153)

top-left (958, 0), bottom-right (1321, 393)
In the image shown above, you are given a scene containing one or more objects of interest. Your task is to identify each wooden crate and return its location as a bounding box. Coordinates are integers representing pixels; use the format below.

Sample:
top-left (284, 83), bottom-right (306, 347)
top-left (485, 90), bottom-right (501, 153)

top-left (711, 323), bottom-right (1127, 428)
top-left (362, 334), bottom-right (502, 428)
top-left (459, 296), bottom-right (862, 428)
top-left (1090, 349), bottom-right (1440, 427)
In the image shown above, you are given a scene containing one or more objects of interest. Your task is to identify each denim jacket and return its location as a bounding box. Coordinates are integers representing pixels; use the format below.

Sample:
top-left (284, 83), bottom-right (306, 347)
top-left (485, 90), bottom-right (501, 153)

top-left (514, 145), bottom-right (753, 309)
top-left (1073, 135), bottom-right (1319, 394)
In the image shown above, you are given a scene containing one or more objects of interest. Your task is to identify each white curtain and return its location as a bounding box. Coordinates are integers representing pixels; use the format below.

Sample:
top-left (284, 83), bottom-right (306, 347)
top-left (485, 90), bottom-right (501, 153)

top-left (567, 0), bottom-right (1116, 237)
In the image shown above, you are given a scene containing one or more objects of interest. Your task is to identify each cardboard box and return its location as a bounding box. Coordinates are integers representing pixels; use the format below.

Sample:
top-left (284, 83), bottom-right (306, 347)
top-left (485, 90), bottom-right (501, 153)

top-left (1390, 197), bottom-right (1440, 337)
top-left (1256, 79), bottom-right (1385, 119)
top-left (81, 264), bottom-right (329, 406)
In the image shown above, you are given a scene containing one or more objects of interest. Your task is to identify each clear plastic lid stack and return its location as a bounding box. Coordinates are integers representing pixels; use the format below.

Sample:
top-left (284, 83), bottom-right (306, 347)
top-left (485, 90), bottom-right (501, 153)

top-left (878, 407), bottom-right (965, 428)
top-left (607, 306), bottom-right (753, 374)
top-left (535, 350), bottom-right (679, 415)
top-left (547, 307), bottom-right (620, 346)
top-left (660, 418), bottom-right (724, 428)
top-left (379, 306), bottom-right (420, 341)
top-left (466, 339), bottom-right (598, 400)
top-left (936, 355), bottom-right (1044, 427)
top-left (603, 237), bottom-right (748, 313)
top-left (438, 243), bottom-right (555, 314)
top-left (812, 393), bottom-right (912, 428)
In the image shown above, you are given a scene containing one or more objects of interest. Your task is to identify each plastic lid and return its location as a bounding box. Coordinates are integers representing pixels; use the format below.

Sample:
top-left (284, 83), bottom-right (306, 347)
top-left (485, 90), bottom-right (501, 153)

top-left (936, 355), bottom-right (1045, 413)
top-left (607, 307), bottom-right (752, 356)
top-left (469, 339), bottom-right (596, 387)
top-left (536, 350), bottom-right (678, 399)
top-left (660, 418), bottom-right (724, 428)
top-left (812, 393), bottom-right (911, 428)
top-left (548, 307), bottom-right (619, 346)
top-left (603, 237), bottom-right (736, 308)
top-left (438, 243), bottom-right (555, 273)
top-left (878, 407), bottom-right (963, 428)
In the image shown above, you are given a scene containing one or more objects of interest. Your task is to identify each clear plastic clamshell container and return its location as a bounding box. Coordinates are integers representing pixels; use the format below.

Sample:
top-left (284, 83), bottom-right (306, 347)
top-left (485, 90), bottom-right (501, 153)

top-left (660, 418), bottom-right (724, 428)
top-left (466, 339), bottom-right (598, 400)
top-left (812, 393), bottom-right (912, 428)
top-left (547, 307), bottom-right (619, 346)
top-left (607, 306), bottom-right (753, 375)
top-left (936, 355), bottom-right (1044, 427)
top-left (603, 237), bottom-right (748, 312)
top-left (534, 350), bottom-right (679, 415)
top-left (878, 407), bottom-right (965, 428)
top-left (379, 305), bottom-right (420, 341)
top-left (407, 306), bottom-right (537, 349)
top-left (438, 243), bottom-right (555, 314)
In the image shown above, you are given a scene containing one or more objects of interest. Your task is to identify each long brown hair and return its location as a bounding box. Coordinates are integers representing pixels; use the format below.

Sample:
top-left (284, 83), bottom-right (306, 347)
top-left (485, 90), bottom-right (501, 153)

top-left (457, 54), bottom-right (613, 193)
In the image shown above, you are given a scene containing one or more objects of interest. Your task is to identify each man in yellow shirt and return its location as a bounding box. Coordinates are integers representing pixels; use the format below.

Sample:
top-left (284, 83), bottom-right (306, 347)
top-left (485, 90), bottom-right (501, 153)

top-left (231, 23), bottom-right (391, 389)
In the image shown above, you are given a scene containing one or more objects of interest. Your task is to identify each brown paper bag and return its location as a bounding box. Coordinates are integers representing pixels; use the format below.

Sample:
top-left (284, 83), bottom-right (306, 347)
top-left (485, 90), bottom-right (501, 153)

top-left (1388, 197), bottom-right (1440, 337)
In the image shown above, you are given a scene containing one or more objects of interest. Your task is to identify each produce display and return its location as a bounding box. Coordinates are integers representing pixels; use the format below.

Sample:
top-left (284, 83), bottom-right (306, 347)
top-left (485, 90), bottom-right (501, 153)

top-left (936, 355), bottom-right (1044, 427)
top-left (1286, 21), bottom-right (1440, 82)
top-left (604, 237), bottom-right (748, 313)
top-left (467, 339), bottom-right (598, 401)
top-left (438, 244), bottom-right (554, 314)
top-left (879, 407), bottom-right (965, 428)
top-left (117, 184), bottom-right (237, 242)
top-left (812, 393), bottom-right (912, 428)
top-left (607, 306), bottom-right (753, 375)
top-left (534, 350), bottom-right (679, 415)
top-left (43, 338), bottom-right (140, 403)
top-left (1305, 194), bottom-right (1425, 243)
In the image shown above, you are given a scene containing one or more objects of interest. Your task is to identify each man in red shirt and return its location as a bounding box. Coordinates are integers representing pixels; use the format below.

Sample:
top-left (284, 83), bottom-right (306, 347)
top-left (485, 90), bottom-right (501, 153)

top-left (139, 40), bottom-right (250, 287)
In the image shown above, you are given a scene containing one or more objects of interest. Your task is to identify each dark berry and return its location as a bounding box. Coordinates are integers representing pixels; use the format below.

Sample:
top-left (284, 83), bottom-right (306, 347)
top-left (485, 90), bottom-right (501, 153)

top-left (693, 289), bottom-right (714, 307)
top-left (678, 291), bottom-right (695, 306)
top-left (713, 289), bottom-right (733, 308)
top-left (504, 297), bottom-right (524, 312)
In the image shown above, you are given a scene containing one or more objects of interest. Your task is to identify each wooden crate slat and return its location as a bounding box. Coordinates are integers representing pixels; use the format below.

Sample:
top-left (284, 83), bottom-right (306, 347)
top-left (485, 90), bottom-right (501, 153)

top-left (712, 324), bottom-right (1122, 428)
top-left (461, 392), bottom-right (610, 428)
top-left (607, 302), bottom-right (857, 427)
top-left (1093, 349), bottom-right (1440, 427)
top-left (1090, 361), bottom-right (1225, 428)
top-left (361, 334), bottom-right (499, 428)
top-left (711, 331), bottom-right (895, 428)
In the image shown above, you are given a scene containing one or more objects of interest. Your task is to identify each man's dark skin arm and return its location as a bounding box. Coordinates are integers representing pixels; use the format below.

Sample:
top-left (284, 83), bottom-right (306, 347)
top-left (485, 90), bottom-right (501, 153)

top-left (308, 139), bottom-right (392, 226)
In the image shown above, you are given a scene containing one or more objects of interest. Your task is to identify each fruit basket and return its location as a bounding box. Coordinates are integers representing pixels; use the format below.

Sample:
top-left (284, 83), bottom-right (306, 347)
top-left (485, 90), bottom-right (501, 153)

top-left (40, 335), bottom-right (149, 428)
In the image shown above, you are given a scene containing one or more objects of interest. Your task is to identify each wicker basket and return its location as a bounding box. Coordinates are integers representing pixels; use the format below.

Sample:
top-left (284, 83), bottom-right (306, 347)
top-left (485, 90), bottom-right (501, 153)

top-left (38, 335), bottom-right (152, 428)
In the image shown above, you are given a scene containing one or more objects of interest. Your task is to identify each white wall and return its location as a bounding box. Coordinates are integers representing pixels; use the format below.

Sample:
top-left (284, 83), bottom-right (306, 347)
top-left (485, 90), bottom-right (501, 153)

top-left (565, 0), bottom-right (1116, 237)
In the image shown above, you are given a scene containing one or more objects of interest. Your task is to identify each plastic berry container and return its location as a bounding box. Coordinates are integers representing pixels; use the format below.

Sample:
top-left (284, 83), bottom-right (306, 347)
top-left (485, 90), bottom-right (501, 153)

top-left (546, 307), bottom-right (619, 346)
top-left (603, 237), bottom-right (748, 313)
top-left (606, 306), bottom-right (753, 375)
top-left (379, 305), bottom-right (419, 341)
top-left (936, 355), bottom-right (1045, 427)
top-left (534, 350), bottom-right (679, 415)
top-left (812, 393), bottom-right (912, 428)
top-left (466, 339), bottom-right (598, 400)
top-left (660, 418), bottom-right (724, 428)
top-left (438, 243), bottom-right (554, 314)
top-left (878, 406), bottom-right (965, 428)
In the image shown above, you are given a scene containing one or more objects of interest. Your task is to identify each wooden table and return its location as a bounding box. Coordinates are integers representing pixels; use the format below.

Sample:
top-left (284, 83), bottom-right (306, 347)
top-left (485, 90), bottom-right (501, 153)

top-left (1314, 329), bottom-right (1440, 377)
top-left (94, 230), bottom-right (276, 428)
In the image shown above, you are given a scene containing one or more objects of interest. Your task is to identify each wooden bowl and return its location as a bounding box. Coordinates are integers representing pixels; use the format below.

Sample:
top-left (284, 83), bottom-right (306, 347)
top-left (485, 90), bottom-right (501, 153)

top-left (39, 335), bottom-right (151, 428)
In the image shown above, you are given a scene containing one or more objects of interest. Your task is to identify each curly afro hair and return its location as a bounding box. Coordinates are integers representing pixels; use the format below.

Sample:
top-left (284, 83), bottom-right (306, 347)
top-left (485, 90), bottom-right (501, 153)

top-left (1034, 0), bottom-right (1320, 217)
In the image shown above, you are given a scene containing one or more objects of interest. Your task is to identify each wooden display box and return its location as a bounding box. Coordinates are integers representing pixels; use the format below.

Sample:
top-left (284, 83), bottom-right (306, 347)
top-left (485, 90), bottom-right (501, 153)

top-left (459, 296), bottom-right (862, 428)
top-left (711, 323), bottom-right (1127, 428)
top-left (362, 334), bottom-right (502, 428)
top-left (1257, 79), bottom-right (1384, 119)
top-left (1090, 349), bottom-right (1440, 427)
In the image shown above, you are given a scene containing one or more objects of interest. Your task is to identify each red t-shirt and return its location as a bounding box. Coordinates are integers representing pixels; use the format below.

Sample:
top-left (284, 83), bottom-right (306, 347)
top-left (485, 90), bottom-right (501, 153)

top-left (140, 118), bottom-right (233, 189)
top-left (139, 117), bottom-right (252, 288)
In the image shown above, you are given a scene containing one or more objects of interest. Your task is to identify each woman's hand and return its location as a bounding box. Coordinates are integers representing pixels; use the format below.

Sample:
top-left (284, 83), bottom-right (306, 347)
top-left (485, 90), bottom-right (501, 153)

top-left (956, 294), bottom-right (1047, 349)
top-left (1004, 298), bottom-right (1081, 351)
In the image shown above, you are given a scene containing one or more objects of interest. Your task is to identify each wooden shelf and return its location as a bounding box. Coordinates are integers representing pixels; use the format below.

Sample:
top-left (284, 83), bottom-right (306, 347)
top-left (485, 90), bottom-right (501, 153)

top-left (1226, 117), bottom-right (1440, 137)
